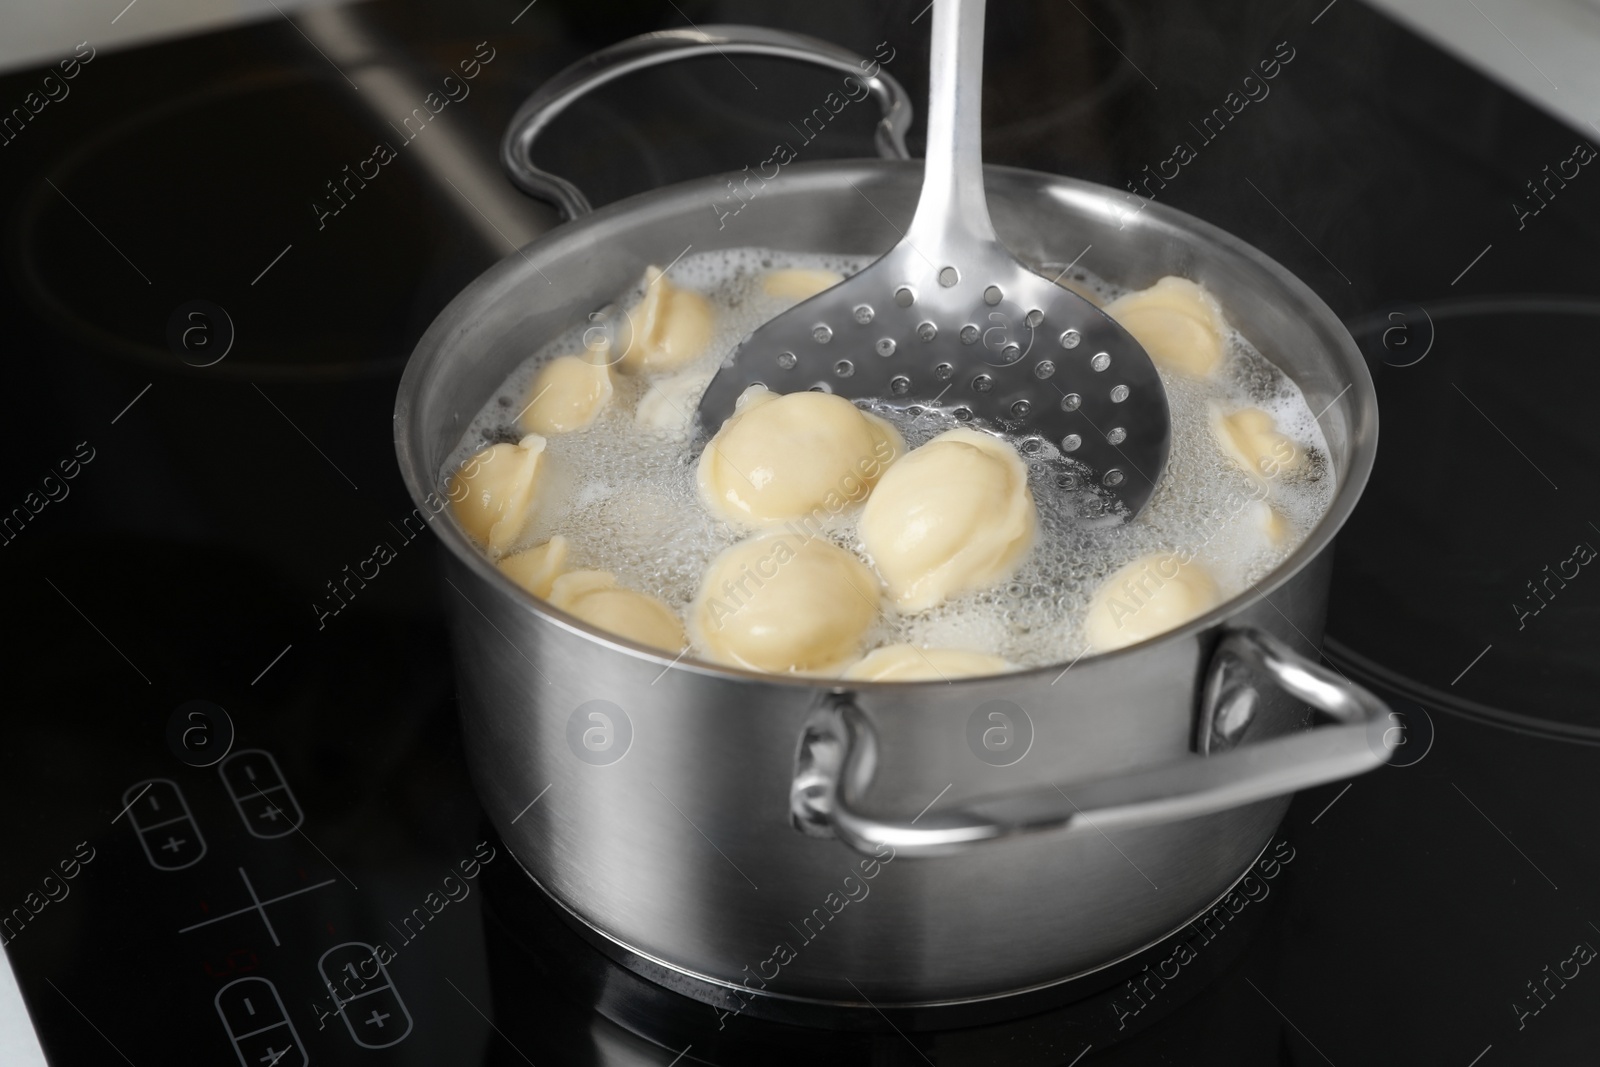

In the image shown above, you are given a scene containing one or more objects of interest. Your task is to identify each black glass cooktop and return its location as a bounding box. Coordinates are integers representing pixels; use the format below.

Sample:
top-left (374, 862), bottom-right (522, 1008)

top-left (2, 0), bottom-right (1597, 1064)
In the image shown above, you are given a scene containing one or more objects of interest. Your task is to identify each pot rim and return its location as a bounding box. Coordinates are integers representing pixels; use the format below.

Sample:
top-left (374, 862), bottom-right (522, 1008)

top-left (395, 158), bottom-right (1378, 687)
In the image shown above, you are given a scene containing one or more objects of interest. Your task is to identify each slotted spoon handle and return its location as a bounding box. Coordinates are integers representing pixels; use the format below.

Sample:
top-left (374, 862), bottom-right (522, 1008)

top-left (906, 0), bottom-right (997, 250)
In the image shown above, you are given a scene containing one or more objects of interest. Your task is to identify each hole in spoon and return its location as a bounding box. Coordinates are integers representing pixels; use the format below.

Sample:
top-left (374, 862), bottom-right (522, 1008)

top-left (984, 285), bottom-right (1003, 306)
top-left (939, 266), bottom-right (959, 287)
top-left (894, 286), bottom-right (915, 308)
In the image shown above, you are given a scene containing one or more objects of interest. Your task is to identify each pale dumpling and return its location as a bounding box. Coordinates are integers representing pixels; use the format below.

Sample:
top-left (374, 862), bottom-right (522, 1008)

top-left (1212, 406), bottom-right (1303, 480)
top-left (449, 434), bottom-right (547, 556)
top-left (1084, 554), bottom-right (1221, 651)
top-left (636, 366), bottom-right (714, 440)
top-left (617, 266), bottom-right (713, 374)
top-left (1103, 276), bottom-right (1228, 377)
top-left (496, 535), bottom-right (568, 598)
top-left (691, 533), bottom-right (880, 674)
top-left (697, 386), bottom-right (902, 527)
top-left (518, 351), bottom-right (614, 435)
top-left (548, 570), bottom-right (686, 653)
top-left (843, 644), bottom-right (1010, 681)
top-left (763, 268), bottom-right (842, 300)
top-left (859, 428), bottom-right (1036, 611)
top-left (1249, 500), bottom-right (1291, 546)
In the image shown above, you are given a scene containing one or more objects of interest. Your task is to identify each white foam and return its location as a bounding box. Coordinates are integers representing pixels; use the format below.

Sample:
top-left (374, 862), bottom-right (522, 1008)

top-left (447, 251), bottom-right (1338, 669)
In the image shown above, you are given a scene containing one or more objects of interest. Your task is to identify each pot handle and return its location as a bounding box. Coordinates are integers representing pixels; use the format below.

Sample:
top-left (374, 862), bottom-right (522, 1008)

top-left (501, 26), bottom-right (914, 219)
top-left (790, 628), bottom-right (1397, 858)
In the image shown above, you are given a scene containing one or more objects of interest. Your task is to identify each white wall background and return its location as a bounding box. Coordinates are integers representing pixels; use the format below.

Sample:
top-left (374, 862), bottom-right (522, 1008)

top-left (0, 0), bottom-right (347, 73)
top-left (1354, 0), bottom-right (1600, 136)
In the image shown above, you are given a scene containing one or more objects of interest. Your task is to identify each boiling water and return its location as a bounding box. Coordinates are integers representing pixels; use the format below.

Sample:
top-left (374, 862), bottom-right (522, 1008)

top-left (445, 248), bottom-right (1337, 669)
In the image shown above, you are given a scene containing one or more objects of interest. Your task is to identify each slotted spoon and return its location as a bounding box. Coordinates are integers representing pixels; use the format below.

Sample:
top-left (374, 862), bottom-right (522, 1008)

top-left (696, 0), bottom-right (1170, 515)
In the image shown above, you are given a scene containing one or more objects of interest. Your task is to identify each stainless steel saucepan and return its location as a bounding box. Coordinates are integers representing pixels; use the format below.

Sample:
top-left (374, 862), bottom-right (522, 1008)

top-left (394, 25), bottom-right (1393, 1018)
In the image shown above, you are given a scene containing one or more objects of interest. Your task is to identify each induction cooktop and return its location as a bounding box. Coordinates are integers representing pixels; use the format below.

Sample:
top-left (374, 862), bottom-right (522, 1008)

top-left (2, 0), bottom-right (1597, 1064)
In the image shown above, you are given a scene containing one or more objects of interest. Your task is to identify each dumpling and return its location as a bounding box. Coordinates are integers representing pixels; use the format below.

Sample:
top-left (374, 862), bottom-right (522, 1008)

top-left (517, 350), bottom-right (614, 435)
top-left (859, 428), bottom-right (1036, 611)
top-left (1248, 499), bottom-right (1291, 546)
top-left (1084, 553), bottom-right (1220, 651)
top-left (1212, 406), bottom-right (1303, 480)
top-left (763, 268), bottom-right (843, 301)
top-left (696, 386), bottom-right (902, 527)
top-left (691, 533), bottom-right (880, 673)
top-left (496, 536), bottom-right (568, 598)
top-left (548, 570), bottom-right (686, 653)
top-left (1103, 276), bottom-right (1228, 378)
top-left (636, 366), bottom-right (714, 440)
top-left (617, 266), bottom-right (714, 374)
top-left (843, 644), bottom-right (1010, 681)
top-left (448, 434), bottom-right (547, 556)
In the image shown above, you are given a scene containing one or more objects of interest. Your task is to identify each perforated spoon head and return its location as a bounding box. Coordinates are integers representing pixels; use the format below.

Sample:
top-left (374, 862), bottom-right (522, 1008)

top-left (695, 0), bottom-right (1170, 517)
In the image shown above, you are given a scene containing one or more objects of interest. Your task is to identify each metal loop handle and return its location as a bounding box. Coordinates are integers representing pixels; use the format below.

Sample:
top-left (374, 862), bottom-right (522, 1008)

top-left (790, 628), bottom-right (1397, 858)
top-left (500, 25), bottom-right (913, 219)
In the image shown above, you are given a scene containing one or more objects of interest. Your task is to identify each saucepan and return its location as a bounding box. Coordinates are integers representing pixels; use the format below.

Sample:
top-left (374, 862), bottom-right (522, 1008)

top-left (394, 25), bottom-right (1393, 1018)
